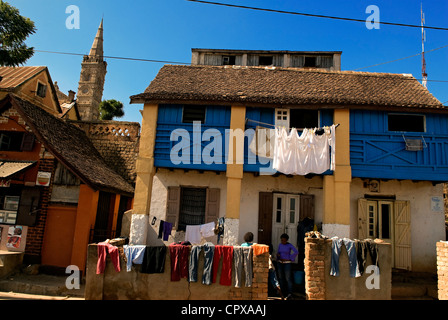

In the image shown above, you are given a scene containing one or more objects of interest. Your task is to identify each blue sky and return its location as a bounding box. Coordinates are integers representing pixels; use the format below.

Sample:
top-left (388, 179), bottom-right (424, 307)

top-left (9, 0), bottom-right (448, 123)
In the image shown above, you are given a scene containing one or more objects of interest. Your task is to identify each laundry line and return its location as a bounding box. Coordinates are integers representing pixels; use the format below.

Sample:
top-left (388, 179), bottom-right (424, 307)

top-left (245, 118), bottom-right (340, 131)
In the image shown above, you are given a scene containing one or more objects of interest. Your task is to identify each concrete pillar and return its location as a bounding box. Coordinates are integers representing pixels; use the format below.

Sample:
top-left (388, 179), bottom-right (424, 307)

top-left (130, 103), bottom-right (158, 245)
top-left (224, 105), bottom-right (246, 245)
top-left (322, 109), bottom-right (351, 238)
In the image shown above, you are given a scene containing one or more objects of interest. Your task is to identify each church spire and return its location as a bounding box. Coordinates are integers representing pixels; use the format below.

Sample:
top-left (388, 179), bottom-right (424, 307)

top-left (77, 18), bottom-right (107, 121)
top-left (89, 18), bottom-right (104, 58)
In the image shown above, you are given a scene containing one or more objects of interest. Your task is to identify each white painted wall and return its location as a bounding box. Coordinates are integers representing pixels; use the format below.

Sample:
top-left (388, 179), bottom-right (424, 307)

top-left (350, 178), bottom-right (446, 272)
top-left (147, 168), bottom-right (227, 245)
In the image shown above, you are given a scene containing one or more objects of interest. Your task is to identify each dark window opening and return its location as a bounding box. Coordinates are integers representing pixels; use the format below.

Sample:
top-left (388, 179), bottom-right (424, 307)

top-left (388, 114), bottom-right (425, 132)
top-left (289, 109), bottom-right (319, 129)
top-left (259, 56), bottom-right (273, 66)
top-left (36, 83), bottom-right (47, 98)
top-left (182, 105), bottom-right (206, 124)
top-left (178, 187), bottom-right (207, 231)
top-left (0, 131), bottom-right (27, 151)
top-left (304, 57), bottom-right (317, 68)
top-left (381, 204), bottom-right (390, 239)
top-left (222, 56), bottom-right (236, 65)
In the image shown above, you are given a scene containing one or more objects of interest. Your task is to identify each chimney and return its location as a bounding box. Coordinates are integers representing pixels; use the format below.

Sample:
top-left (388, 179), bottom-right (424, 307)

top-left (68, 90), bottom-right (76, 102)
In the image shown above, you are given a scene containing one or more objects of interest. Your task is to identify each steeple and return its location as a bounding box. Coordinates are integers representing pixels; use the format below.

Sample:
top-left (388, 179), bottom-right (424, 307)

top-left (77, 18), bottom-right (107, 121)
top-left (89, 18), bottom-right (104, 59)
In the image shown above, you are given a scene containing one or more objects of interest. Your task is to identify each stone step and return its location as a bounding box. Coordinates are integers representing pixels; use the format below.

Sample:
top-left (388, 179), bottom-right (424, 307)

top-left (391, 282), bottom-right (438, 300)
top-left (0, 274), bottom-right (85, 298)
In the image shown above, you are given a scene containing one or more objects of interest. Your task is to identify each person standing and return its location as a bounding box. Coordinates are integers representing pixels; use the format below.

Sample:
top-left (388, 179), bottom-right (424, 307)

top-left (276, 233), bottom-right (298, 300)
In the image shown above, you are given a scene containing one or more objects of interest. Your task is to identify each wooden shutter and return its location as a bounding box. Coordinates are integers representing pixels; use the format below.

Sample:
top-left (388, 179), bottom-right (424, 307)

top-left (166, 186), bottom-right (180, 228)
top-left (358, 198), bottom-right (368, 239)
top-left (300, 194), bottom-right (315, 221)
top-left (258, 192), bottom-right (273, 245)
top-left (20, 133), bottom-right (35, 151)
top-left (394, 200), bottom-right (411, 270)
top-left (205, 188), bottom-right (220, 223)
top-left (16, 187), bottom-right (41, 226)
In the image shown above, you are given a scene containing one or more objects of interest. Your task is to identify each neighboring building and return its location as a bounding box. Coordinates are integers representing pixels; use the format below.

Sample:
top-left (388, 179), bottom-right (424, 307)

top-left (0, 90), bottom-right (134, 273)
top-left (129, 48), bottom-right (447, 273)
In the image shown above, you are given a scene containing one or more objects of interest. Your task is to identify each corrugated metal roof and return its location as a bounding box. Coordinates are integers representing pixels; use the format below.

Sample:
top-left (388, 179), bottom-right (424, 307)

top-left (0, 66), bottom-right (47, 90)
top-left (0, 161), bottom-right (36, 178)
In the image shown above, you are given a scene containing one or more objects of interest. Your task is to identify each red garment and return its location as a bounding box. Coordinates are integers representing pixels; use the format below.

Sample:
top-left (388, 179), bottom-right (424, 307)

top-left (96, 242), bottom-right (121, 274)
top-left (169, 243), bottom-right (190, 281)
top-left (212, 245), bottom-right (234, 286)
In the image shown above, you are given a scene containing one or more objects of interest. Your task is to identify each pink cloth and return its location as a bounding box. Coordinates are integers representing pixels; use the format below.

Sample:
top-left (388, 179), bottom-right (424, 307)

top-left (96, 242), bottom-right (121, 274)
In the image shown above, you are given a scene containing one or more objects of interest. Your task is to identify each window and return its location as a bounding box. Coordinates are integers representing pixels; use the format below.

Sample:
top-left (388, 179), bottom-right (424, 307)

top-left (36, 82), bottom-right (47, 98)
top-left (276, 108), bottom-right (320, 130)
top-left (222, 56), bottom-right (236, 65)
top-left (304, 56), bottom-right (317, 68)
top-left (388, 114), bottom-right (425, 132)
top-left (166, 186), bottom-right (220, 232)
top-left (0, 132), bottom-right (34, 152)
top-left (178, 187), bottom-right (207, 231)
top-left (259, 56), bottom-right (273, 66)
top-left (364, 200), bottom-right (393, 240)
top-left (182, 105), bottom-right (206, 124)
top-left (0, 188), bottom-right (21, 225)
top-left (290, 109), bottom-right (319, 129)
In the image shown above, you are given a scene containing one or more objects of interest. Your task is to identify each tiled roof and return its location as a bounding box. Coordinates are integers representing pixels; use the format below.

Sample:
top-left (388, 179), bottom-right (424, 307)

top-left (130, 65), bottom-right (444, 111)
top-left (4, 94), bottom-right (134, 196)
top-left (0, 66), bottom-right (47, 90)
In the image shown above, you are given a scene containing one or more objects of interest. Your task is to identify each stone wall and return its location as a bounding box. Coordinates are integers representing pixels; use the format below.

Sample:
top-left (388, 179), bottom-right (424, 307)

top-left (437, 241), bottom-right (448, 300)
top-left (85, 244), bottom-right (269, 300)
top-left (305, 237), bottom-right (392, 300)
top-left (69, 120), bottom-right (140, 185)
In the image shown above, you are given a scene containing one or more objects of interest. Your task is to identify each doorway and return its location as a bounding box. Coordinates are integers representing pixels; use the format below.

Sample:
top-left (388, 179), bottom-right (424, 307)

top-left (358, 198), bottom-right (411, 270)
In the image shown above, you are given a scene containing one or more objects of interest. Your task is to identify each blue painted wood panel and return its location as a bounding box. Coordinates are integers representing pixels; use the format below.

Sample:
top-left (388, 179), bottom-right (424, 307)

top-left (350, 110), bottom-right (448, 182)
top-left (155, 104), bottom-right (231, 171)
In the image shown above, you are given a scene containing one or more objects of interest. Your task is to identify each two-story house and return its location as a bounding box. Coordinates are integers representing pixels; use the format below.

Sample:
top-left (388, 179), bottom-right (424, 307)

top-left (129, 49), bottom-right (447, 273)
top-left (0, 66), bottom-right (135, 275)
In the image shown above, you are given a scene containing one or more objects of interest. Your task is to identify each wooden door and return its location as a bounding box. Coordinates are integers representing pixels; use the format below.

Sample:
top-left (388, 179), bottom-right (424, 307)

top-left (394, 200), bottom-right (411, 270)
top-left (257, 192), bottom-right (273, 245)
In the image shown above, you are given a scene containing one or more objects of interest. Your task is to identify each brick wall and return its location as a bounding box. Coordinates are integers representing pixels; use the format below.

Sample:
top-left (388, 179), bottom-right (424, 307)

top-left (304, 237), bottom-right (326, 300)
top-left (437, 241), bottom-right (448, 300)
top-left (24, 158), bottom-right (56, 263)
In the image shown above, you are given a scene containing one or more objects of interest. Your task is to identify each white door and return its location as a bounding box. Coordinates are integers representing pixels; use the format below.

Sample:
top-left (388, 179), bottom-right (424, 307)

top-left (272, 193), bottom-right (299, 263)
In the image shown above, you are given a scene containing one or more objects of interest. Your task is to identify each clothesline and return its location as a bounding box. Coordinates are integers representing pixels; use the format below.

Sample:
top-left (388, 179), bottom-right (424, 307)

top-left (245, 118), bottom-right (340, 131)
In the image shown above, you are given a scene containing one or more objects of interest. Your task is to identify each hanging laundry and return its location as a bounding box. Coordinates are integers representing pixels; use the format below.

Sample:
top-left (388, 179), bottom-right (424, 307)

top-left (330, 237), bottom-right (361, 278)
top-left (97, 242), bottom-right (121, 274)
top-left (215, 217), bottom-right (225, 244)
top-left (233, 246), bottom-right (253, 288)
top-left (189, 242), bottom-right (215, 285)
top-left (249, 126), bottom-right (275, 159)
top-left (163, 221), bottom-right (173, 241)
top-left (158, 220), bottom-right (165, 239)
top-left (252, 244), bottom-right (270, 256)
top-left (273, 125), bottom-right (336, 175)
top-left (169, 243), bottom-right (190, 281)
top-left (212, 245), bottom-right (233, 286)
top-left (200, 222), bottom-right (216, 238)
top-left (185, 225), bottom-right (201, 244)
top-left (140, 246), bottom-right (166, 274)
top-left (123, 245), bottom-right (146, 272)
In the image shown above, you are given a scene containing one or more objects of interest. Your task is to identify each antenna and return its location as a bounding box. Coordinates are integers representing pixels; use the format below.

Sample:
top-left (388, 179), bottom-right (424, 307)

top-left (421, 2), bottom-right (428, 88)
